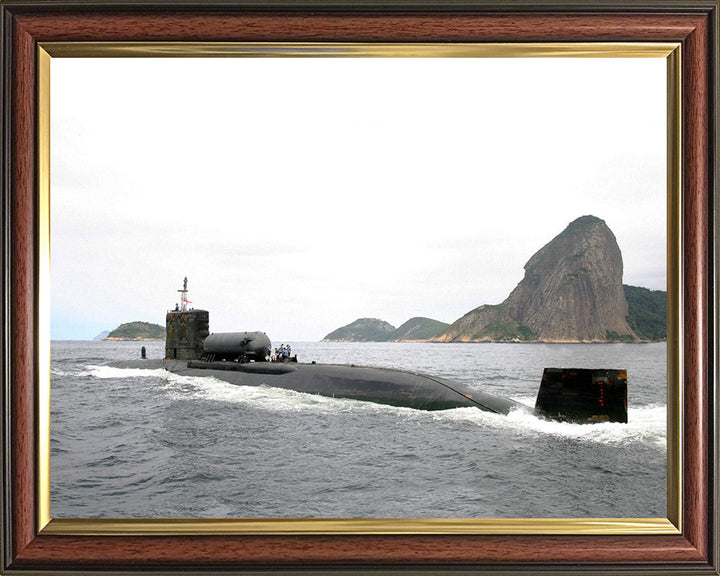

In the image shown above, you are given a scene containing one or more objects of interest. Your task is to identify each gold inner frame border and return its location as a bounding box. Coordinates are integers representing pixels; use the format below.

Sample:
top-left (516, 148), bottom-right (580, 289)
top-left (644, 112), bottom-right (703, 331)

top-left (36, 41), bottom-right (682, 537)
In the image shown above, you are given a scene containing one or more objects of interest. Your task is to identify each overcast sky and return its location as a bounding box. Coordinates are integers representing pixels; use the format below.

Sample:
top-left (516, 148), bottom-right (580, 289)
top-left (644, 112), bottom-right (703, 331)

top-left (51, 57), bottom-right (667, 341)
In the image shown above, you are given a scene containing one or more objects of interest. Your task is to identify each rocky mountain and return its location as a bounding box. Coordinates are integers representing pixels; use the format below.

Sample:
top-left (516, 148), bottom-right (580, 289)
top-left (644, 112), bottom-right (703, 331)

top-left (105, 321), bottom-right (165, 341)
top-left (322, 318), bottom-right (396, 342)
top-left (387, 317), bottom-right (449, 341)
top-left (434, 215), bottom-right (640, 342)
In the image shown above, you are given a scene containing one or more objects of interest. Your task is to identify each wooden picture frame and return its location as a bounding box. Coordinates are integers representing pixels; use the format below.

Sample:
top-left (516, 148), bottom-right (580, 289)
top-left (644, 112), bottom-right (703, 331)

top-left (1, 1), bottom-right (717, 573)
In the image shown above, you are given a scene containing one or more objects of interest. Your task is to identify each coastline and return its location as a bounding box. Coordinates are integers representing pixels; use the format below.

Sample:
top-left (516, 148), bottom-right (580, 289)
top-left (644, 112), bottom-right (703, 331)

top-left (321, 338), bottom-right (667, 344)
top-left (103, 337), bottom-right (164, 342)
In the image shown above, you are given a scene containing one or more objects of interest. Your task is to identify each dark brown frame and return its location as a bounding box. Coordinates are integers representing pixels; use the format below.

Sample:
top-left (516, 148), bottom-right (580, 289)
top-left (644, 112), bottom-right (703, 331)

top-left (1, 1), bottom-right (717, 574)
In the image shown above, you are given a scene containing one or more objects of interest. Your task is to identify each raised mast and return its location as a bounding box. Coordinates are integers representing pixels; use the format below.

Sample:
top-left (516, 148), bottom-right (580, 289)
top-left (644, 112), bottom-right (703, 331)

top-left (178, 276), bottom-right (190, 311)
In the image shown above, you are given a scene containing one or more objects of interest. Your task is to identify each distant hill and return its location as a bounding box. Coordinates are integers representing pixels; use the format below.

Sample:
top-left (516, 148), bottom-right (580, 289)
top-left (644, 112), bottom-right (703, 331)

top-left (105, 321), bottom-right (164, 341)
top-left (93, 330), bottom-right (110, 341)
top-left (388, 317), bottom-right (449, 341)
top-left (322, 318), bottom-right (396, 342)
top-left (624, 285), bottom-right (667, 341)
top-left (433, 216), bottom-right (644, 343)
top-left (322, 317), bottom-right (449, 342)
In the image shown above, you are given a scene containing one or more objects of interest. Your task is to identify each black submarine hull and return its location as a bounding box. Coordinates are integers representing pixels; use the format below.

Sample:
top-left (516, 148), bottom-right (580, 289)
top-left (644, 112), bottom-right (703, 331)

top-left (173, 359), bottom-right (522, 413)
top-left (116, 358), bottom-right (523, 414)
top-left (110, 359), bottom-right (628, 421)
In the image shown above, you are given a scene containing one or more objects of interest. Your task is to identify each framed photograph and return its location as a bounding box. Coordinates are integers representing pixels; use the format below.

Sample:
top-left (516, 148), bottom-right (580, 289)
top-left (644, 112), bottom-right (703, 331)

top-left (1, 1), bottom-right (717, 574)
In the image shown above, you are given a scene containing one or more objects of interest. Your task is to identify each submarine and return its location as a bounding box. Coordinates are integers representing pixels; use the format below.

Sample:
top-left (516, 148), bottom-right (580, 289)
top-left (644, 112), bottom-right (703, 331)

top-left (118, 279), bottom-right (628, 423)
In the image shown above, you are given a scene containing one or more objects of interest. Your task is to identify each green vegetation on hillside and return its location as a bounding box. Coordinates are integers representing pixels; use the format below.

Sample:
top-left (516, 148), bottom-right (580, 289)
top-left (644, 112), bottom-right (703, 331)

top-left (389, 317), bottom-right (449, 341)
top-left (605, 330), bottom-right (636, 342)
top-left (106, 321), bottom-right (164, 340)
top-left (323, 317), bottom-right (450, 342)
top-left (322, 318), bottom-right (395, 342)
top-left (624, 285), bottom-right (667, 341)
top-left (465, 305), bottom-right (538, 341)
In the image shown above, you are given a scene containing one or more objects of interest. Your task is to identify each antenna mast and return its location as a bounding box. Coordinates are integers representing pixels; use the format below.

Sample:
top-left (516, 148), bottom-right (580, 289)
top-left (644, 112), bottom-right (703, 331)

top-left (178, 277), bottom-right (190, 311)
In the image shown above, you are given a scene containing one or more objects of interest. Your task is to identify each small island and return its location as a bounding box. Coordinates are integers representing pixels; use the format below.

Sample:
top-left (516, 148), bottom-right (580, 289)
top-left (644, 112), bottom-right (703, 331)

top-left (104, 321), bottom-right (164, 341)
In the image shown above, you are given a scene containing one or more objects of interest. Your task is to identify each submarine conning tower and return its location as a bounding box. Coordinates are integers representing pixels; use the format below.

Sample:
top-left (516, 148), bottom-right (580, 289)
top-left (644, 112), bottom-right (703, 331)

top-left (165, 277), bottom-right (209, 360)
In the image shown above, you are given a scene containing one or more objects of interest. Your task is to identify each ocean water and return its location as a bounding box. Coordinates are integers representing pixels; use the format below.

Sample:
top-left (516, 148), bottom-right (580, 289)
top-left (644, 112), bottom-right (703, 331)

top-left (50, 340), bottom-right (667, 519)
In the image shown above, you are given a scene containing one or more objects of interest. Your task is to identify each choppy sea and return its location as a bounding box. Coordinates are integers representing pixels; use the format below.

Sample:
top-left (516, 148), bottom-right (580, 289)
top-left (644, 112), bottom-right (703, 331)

top-left (50, 340), bottom-right (666, 519)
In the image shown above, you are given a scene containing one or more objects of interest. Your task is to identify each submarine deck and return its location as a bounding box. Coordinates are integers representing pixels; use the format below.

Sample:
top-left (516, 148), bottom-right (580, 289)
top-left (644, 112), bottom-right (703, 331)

top-left (112, 358), bottom-right (523, 414)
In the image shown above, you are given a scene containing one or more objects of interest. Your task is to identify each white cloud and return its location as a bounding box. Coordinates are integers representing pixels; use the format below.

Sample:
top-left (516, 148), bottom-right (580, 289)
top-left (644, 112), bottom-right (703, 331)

top-left (51, 56), bottom-right (667, 340)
